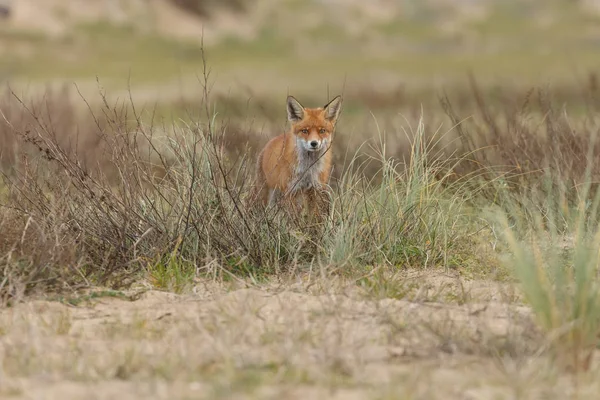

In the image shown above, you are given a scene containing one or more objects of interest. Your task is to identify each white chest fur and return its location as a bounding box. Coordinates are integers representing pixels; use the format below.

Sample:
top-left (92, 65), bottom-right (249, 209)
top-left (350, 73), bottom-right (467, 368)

top-left (289, 138), bottom-right (328, 194)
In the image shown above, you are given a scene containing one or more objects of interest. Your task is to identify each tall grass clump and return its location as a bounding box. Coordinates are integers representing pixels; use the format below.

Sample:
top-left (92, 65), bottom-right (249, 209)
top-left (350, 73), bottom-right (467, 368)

top-left (498, 140), bottom-right (600, 372)
top-left (325, 117), bottom-right (488, 273)
top-left (435, 78), bottom-right (600, 371)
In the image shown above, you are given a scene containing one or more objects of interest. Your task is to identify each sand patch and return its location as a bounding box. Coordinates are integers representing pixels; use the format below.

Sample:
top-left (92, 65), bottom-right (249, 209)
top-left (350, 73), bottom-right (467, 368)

top-left (0, 276), bottom-right (597, 399)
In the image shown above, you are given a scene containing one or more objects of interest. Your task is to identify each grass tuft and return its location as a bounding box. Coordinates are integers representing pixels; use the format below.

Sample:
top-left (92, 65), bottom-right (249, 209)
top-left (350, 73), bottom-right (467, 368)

top-left (498, 152), bottom-right (600, 372)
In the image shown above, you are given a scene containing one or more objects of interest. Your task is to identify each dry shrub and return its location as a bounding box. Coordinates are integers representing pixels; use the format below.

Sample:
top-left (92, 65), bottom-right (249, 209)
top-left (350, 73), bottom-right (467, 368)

top-left (0, 84), bottom-right (134, 179)
top-left (0, 88), bottom-right (169, 295)
top-left (0, 85), bottom-right (322, 297)
top-left (428, 76), bottom-right (600, 205)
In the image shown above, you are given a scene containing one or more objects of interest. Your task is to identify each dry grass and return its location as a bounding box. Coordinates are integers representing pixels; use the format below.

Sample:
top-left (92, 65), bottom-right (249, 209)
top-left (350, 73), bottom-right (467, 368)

top-left (0, 69), bottom-right (493, 296)
top-left (3, 58), bottom-right (600, 395)
top-left (0, 275), bottom-right (572, 400)
top-left (438, 75), bottom-right (600, 191)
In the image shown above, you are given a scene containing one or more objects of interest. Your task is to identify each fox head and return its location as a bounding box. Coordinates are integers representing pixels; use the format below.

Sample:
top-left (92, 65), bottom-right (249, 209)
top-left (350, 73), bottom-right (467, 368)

top-left (286, 95), bottom-right (343, 153)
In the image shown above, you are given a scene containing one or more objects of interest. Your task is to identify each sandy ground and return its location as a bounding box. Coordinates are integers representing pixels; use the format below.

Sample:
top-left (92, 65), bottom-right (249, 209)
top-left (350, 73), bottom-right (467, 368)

top-left (0, 273), bottom-right (598, 400)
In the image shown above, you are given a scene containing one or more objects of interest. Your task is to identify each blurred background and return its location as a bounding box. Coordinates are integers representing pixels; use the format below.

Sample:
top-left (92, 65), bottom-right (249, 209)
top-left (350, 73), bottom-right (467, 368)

top-left (1, 0), bottom-right (600, 145)
top-left (2, 2), bottom-right (599, 92)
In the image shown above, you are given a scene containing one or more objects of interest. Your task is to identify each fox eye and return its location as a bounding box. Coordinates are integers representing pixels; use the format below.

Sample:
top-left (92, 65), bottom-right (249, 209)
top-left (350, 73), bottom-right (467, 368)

top-left (301, 128), bottom-right (309, 134)
top-left (319, 128), bottom-right (327, 134)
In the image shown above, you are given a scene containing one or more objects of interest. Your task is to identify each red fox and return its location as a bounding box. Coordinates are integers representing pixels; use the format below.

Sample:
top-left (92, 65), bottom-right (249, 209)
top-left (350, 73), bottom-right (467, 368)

top-left (249, 95), bottom-right (343, 217)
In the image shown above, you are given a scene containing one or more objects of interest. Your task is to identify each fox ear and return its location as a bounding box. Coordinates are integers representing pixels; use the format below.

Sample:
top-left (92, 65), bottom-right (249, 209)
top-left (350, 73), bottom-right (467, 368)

top-left (287, 96), bottom-right (305, 122)
top-left (323, 95), bottom-right (343, 123)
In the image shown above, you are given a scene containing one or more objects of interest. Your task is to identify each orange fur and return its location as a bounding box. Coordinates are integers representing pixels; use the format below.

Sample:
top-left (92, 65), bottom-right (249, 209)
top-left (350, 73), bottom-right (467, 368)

top-left (250, 95), bottom-right (343, 215)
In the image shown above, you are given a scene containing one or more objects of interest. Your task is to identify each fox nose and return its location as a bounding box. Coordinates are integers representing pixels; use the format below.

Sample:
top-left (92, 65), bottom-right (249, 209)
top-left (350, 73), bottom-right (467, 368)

top-left (310, 140), bottom-right (319, 148)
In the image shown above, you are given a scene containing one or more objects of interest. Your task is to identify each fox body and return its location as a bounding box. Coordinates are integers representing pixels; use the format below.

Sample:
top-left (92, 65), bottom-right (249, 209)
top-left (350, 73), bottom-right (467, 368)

top-left (252, 95), bottom-right (343, 213)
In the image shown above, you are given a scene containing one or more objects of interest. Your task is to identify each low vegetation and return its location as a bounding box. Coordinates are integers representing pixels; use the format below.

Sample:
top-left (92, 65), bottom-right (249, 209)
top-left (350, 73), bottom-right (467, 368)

top-left (2, 63), bottom-right (600, 379)
top-left (2, 1), bottom-right (600, 395)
